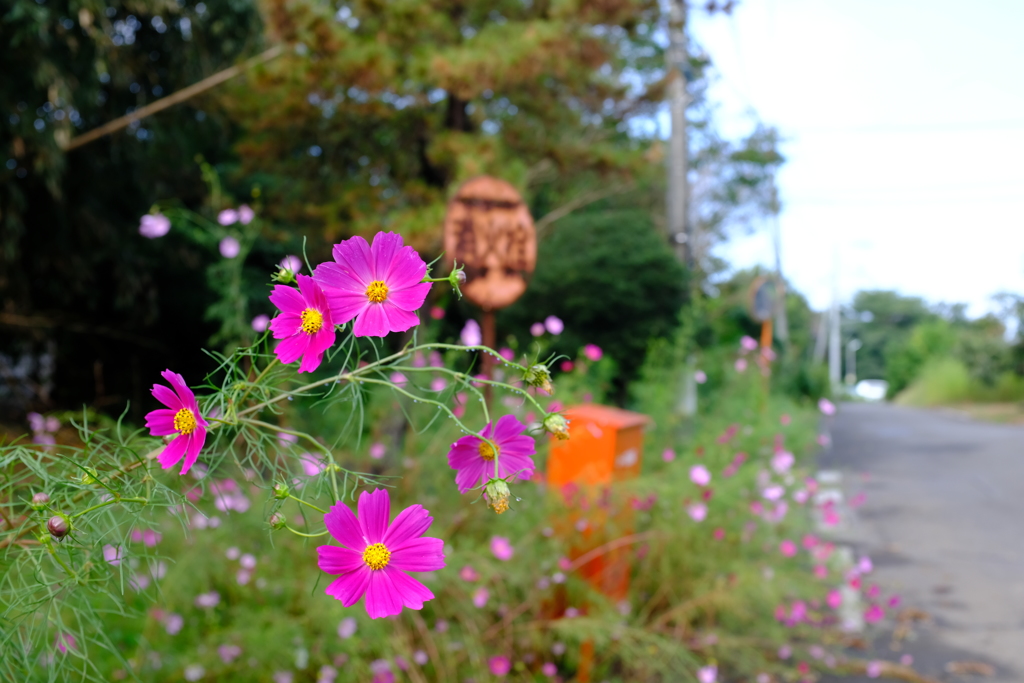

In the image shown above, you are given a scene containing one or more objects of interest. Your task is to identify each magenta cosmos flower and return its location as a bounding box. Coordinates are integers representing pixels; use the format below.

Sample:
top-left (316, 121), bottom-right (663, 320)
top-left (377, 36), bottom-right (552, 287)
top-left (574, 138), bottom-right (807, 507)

top-left (144, 370), bottom-right (208, 475)
top-left (317, 488), bottom-right (445, 619)
top-left (269, 274), bottom-right (336, 373)
top-left (447, 415), bottom-right (536, 494)
top-left (313, 232), bottom-right (432, 338)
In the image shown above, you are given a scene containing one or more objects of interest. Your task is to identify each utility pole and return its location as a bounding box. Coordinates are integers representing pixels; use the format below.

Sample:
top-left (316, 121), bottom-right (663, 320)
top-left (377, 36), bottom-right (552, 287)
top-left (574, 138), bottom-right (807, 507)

top-left (667, 0), bottom-right (691, 265)
top-left (829, 280), bottom-right (842, 390)
top-left (770, 180), bottom-right (789, 343)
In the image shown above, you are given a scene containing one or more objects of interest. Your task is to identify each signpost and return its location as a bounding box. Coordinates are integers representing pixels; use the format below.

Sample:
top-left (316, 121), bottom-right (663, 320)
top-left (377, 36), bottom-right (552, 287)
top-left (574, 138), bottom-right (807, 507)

top-left (443, 177), bottom-right (537, 387)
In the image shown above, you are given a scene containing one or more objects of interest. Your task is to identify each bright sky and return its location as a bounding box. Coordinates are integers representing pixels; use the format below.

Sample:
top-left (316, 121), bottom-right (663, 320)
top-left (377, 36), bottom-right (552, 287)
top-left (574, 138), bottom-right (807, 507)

top-left (685, 0), bottom-right (1024, 315)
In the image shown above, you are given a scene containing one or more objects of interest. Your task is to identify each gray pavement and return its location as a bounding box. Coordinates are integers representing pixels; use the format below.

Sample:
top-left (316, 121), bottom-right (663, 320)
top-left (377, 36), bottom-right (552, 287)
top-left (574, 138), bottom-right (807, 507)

top-left (820, 402), bottom-right (1024, 683)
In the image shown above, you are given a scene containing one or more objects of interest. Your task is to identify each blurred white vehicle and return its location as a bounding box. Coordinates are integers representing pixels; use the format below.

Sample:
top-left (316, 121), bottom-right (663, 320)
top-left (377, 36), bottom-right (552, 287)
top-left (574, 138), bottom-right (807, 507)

top-left (855, 379), bottom-right (888, 401)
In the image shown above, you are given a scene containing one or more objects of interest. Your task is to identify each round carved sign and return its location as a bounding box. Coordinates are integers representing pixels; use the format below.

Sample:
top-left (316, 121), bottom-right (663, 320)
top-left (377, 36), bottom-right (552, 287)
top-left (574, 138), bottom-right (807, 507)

top-left (442, 177), bottom-right (537, 311)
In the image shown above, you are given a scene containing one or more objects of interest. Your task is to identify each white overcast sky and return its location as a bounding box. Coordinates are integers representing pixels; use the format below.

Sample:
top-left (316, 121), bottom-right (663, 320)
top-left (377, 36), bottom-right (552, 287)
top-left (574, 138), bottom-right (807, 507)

top-left (681, 0), bottom-right (1024, 315)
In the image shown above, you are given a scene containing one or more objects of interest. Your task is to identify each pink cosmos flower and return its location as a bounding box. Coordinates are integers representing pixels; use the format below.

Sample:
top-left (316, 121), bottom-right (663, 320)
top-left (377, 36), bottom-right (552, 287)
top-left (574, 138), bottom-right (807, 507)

top-left (687, 502), bottom-right (707, 522)
top-left (697, 664), bottom-right (717, 683)
top-left (490, 536), bottom-right (514, 561)
top-left (218, 644), bottom-right (242, 663)
top-left (499, 347), bottom-right (515, 361)
top-left (280, 254), bottom-right (302, 274)
top-left (561, 360), bottom-right (574, 372)
top-left (779, 540), bottom-right (797, 557)
top-left (690, 464), bottom-right (711, 486)
top-left (826, 590), bottom-right (842, 609)
top-left (762, 485), bottom-right (785, 501)
top-left (735, 358), bottom-right (748, 372)
top-left (460, 319), bottom-right (482, 346)
top-left (866, 661), bottom-right (883, 678)
top-left (195, 591), bottom-right (220, 608)
top-left (145, 370), bottom-right (208, 476)
top-left (55, 633), bottom-right (77, 653)
top-left (238, 204), bottom-right (255, 225)
top-left (542, 662), bottom-right (557, 677)
top-left (269, 274), bottom-right (336, 372)
top-left (447, 415), bottom-right (536, 493)
top-left (771, 450), bottom-right (795, 474)
top-left (864, 604), bottom-right (885, 623)
top-left (694, 370), bottom-right (707, 384)
top-left (662, 448), bottom-right (676, 462)
top-left (369, 442), bottom-right (386, 459)
top-left (530, 322), bottom-right (545, 336)
top-left (313, 232), bottom-right (432, 338)
top-left (459, 566), bottom-right (480, 582)
top-left (139, 213), bottom-right (171, 238)
top-left (818, 398), bottom-right (836, 415)
top-left (219, 236), bottom-right (241, 258)
top-left (218, 208), bottom-right (239, 225)
top-left (252, 314), bottom-right (270, 332)
top-left (430, 306), bottom-right (445, 320)
top-left (317, 488), bottom-right (445, 619)
top-left (164, 613), bottom-right (184, 634)
top-left (740, 335), bottom-right (758, 352)
top-left (472, 586), bottom-right (489, 608)
top-left (488, 656), bottom-right (511, 676)
top-left (583, 344), bottom-right (603, 361)
top-left (544, 315), bottom-right (564, 335)
top-left (338, 617), bottom-right (357, 639)
top-left (814, 564), bottom-right (828, 578)
top-left (300, 453), bottom-right (326, 476)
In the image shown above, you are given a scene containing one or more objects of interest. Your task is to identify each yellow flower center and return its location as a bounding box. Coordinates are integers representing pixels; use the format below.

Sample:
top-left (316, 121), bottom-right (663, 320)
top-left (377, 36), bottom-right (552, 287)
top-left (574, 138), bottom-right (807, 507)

top-left (173, 408), bottom-right (197, 435)
top-left (300, 308), bottom-right (324, 334)
top-left (365, 280), bottom-right (389, 304)
top-left (362, 542), bottom-right (391, 570)
top-left (478, 441), bottom-right (499, 461)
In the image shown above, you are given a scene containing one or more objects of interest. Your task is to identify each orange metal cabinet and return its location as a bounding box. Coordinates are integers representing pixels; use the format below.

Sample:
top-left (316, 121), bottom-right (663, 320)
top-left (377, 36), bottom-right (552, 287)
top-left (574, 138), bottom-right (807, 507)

top-left (547, 404), bottom-right (651, 488)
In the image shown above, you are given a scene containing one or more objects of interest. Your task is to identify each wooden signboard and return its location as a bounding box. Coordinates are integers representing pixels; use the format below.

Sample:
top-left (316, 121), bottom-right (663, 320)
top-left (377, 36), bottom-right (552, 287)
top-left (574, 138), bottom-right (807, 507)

top-left (443, 176), bottom-right (537, 311)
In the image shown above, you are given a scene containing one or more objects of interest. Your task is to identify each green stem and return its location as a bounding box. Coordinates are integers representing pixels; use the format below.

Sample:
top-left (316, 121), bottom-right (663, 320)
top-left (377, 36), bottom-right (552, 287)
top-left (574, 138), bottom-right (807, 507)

top-left (240, 419), bottom-right (332, 456)
top-left (354, 377), bottom-right (481, 439)
top-left (288, 494), bottom-right (327, 515)
top-left (284, 525), bottom-right (330, 538)
top-left (235, 358), bottom-right (279, 411)
top-left (72, 497), bottom-right (148, 519)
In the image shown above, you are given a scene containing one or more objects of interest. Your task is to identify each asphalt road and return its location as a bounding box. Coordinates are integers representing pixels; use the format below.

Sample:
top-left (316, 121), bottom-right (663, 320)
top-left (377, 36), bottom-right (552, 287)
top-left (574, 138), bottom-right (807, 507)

top-left (820, 402), bottom-right (1024, 683)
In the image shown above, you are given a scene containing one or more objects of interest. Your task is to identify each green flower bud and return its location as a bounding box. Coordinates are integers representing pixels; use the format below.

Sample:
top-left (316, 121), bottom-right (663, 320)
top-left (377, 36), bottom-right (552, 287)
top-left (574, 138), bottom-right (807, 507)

top-left (272, 483), bottom-right (290, 500)
top-left (272, 267), bottom-right (296, 285)
top-left (31, 492), bottom-right (50, 510)
top-left (543, 413), bottom-right (570, 440)
top-left (81, 468), bottom-right (99, 485)
top-left (269, 512), bottom-right (286, 530)
top-left (524, 364), bottom-right (554, 394)
top-left (484, 479), bottom-right (511, 514)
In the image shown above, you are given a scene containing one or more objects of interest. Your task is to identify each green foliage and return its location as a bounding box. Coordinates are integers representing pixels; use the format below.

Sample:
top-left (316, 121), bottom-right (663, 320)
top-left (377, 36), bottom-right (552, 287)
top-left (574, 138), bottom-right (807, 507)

top-left (884, 319), bottom-right (956, 397)
top-left (500, 208), bottom-right (688, 393)
top-left (847, 290), bottom-right (937, 382)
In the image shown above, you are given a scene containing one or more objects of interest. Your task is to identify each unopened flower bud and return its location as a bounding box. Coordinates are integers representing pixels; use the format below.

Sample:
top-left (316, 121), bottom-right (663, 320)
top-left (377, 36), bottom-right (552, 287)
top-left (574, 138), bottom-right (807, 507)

top-left (484, 479), bottom-right (511, 515)
top-left (448, 267), bottom-right (467, 289)
top-left (47, 515), bottom-right (70, 539)
top-left (524, 364), bottom-right (554, 394)
top-left (543, 413), bottom-right (570, 440)
top-left (31, 492), bottom-right (50, 510)
top-left (272, 483), bottom-right (290, 500)
top-left (273, 267), bottom-right (296, 285)
top-left (269, 512), bottom-right (286, 530)
top-left (81, 468), bottom-right (99, 485)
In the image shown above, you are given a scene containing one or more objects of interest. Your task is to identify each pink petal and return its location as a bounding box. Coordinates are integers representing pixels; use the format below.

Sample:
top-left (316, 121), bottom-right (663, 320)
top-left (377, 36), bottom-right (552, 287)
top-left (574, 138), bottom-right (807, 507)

top-left (296, 337), bottom-right (323, 374)
top-left (324, 291), bottom-right (370, 324)
top-left (365, 570), bottom-right (404, 618)
top-left (269, 284), bottom-right (306, 315)
top-left (317, 545), bottom-right (365, 574)
top-left (370, 232), bottom-right (406, 281)
top-left (492, 414), bottom-right (526, 441)
top-left (314, 261), bottom-right (368, 296)
top-left (179, 429), bottom-right (206, 475)
top-left (378, 242), bottom-right (427, 287)
top-left (454, 461), bottom-right (489, 493)
top-left (331, 236), bottom-right (374, 284)
top-left (384, 567), bottom-right (435, 610)
top-left (358, 489), bottom-right (390, 544)
top-left (380, 303), bottom-right (420, 332)
top-left (352, 304), bottom-right (390, 338)
top-left (274, 334), bottom-right (308, 365)
top-left (325, 566), bottom-right (372, 607)
top-left (324, 501), bottom-right (367, 550)
top-left (151, 383), bottom-right (181, 410)
top-left (384, 281), bottom-right (432, 312)
top-left (269, 313), bottom-right (302, 339)
top-left (161, 370), bottom-right (196, 408)
top-left (157, 434), bottom-right (189, 470)
top-left (146, 409), bottom-right (178, 436)
top-left (388, 537), bottom-right (445, 572)
top-left (383, 505), bottom-right (433, 547)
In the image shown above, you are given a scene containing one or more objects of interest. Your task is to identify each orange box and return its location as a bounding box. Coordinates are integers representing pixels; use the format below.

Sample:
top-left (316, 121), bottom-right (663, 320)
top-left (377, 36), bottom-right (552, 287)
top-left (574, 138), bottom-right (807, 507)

top-left (547, 404), bottom-right (651, 601)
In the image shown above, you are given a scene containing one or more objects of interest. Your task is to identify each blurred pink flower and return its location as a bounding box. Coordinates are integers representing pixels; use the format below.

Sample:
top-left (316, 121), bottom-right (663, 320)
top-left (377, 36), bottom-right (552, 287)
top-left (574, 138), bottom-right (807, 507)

top-left (779, 540), bottom-right (797, 557)
top-left (279, 254), bottom-right (302, 273)
top-left (218, 644), bottom-right (242, 663)
top-left (713, 527), bottom-right (725, 540)
top-left (413, 651), bottom-right (428, 666)
top-left (687, 503), bottom-right (707, 522)
top-left (103, 544), bottom-right (123, 566)
top-left (740, 335), bottom-right (758, 352)
top-left (459, 566), bottom-right (479, 582)
top-left (818, 398), bottom-right (836, 416)
top-left (238, 204), bottom-right (255, 224)
top-left (337, 617), bottom-right (357, 639)
top-left (542, 662), bottom-right (557, 677)
top-left (139, 213), bottom-right (171, 238)
top-left (814, 564), bottom-right (828, 578)
top-left (219, 236), bottom-right (241, 258)
top-left (460, 319), bottom-right (481, 346)
top-left (217, 208), bottom-right (239, 225)
top-left (900, 654), bottom-right (913, 666)
top-left (472, 586), bottom-right (489, 608)
top-left (735, 358), bottom-right (748, 372)
top-left (864, 604), bottom-right (885, 623)
top-left (771, 450), bottom-right (795, 474)
top-left (662, 448), bottom-right (676, 462)
top-left (544, 316), bottom-right (564, 335)
top-left (389, 372), bottom-right (407, 387)
top-left (499, 347), bottom-right (515, 361)
top-left (164, 613), bottom-right (184, 635)
top-left (583, 344), bottom-right (603, 361)
top-left (866, 660), bottom-right (883, 678)
top-left (236, 569), bottom-right (251, 585)
top-left (697, 665), bottom-right (717, 683)
top-left (694, 370), bottom-right (707, 384)
top-left (194, 591), bottom-right (220, 608)
top-left (530, 322), bottom-right (545, 336)
top-left (369, 442), bottom-right (386, 459)
top-left (889, 594), bottom-right (902, 608)
top-left (240, 553), bottom-right (256, 570)
top-left (802, 534), bottom-right (820, 549)
top-left (817, 432), bottom-right (832, 447)
top-left (690, 464), bottom-right (711, 486)
top-left (488, 656), bottom-right (511, 676)
top-left (778, 645), bottom-right (792, 659)
top-left (858, 556), bottom-right (874, 574)
top-left (491, 536), bottom-right (514, 561)
top-left (560, 360), bottom-right (574, 372)
top-left (55, 633), bottom-right (77, 653)
top-left (429, 306), bottom-right (445, 320)
top-left (826, 590), bottom-right (842, 609)
top-left (762, 485), bottom-right (785, 501)
top-left (300, 453), bottom-right (325, 476)
top-left (780, 413), bottom-right (791, 425)
top-left (430, 377), bottom-right (447, 392)
top-left (251, 314), bottom-right (270, 332)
